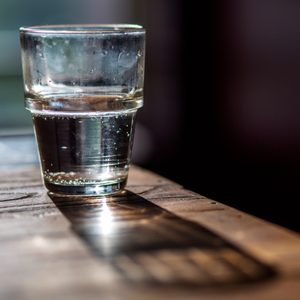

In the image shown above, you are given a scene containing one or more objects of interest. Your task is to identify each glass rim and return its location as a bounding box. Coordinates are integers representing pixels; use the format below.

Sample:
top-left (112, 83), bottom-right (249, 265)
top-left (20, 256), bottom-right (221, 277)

top-left (19, 24), bottom-right (145, 35)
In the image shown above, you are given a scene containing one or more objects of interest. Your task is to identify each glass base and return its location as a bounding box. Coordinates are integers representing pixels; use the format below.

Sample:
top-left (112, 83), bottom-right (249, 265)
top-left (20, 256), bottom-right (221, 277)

top-left (45, 180), bottom-right (126, 197)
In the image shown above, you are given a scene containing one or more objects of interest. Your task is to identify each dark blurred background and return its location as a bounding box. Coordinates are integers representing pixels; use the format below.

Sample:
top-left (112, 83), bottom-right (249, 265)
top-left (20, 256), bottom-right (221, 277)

top-left (1, 0), bottom-right (300, 232)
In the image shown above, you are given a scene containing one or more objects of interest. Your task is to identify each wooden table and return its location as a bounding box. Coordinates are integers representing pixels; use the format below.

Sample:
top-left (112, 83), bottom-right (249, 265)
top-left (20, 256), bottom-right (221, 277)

top-left (1, 164), bottom-right (300, 300)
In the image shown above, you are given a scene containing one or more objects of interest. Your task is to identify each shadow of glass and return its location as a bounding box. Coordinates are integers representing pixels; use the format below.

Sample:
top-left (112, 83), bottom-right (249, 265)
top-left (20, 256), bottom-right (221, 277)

top-left (49, 191), bottom-right (275, 286)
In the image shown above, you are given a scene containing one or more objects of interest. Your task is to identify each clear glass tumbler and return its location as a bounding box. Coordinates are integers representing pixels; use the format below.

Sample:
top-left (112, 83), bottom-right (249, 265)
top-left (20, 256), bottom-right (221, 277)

top-left (19, 24), bottom-right (145, 196)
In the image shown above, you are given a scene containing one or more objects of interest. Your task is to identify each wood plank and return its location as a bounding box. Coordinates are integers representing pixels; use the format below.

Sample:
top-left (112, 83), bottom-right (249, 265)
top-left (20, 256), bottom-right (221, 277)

top-left (130, 175), bottom-right (300, 277)
top-left (0, 165), bottom-right (300, 300)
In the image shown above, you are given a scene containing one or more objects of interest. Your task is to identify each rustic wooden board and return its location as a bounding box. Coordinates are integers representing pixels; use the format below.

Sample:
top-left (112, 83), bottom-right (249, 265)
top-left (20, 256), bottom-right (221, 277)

top-left (0, 165), bottom-right (300, 300)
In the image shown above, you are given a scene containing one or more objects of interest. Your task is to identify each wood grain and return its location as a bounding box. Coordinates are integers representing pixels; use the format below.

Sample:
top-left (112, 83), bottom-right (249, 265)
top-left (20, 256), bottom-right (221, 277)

top-left (0, 165), bottom-right (300, 300)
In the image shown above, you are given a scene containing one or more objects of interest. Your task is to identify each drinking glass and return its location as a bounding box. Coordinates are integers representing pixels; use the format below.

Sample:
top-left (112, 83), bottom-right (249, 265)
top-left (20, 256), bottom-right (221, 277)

top-left (19, 24), bottom-right (145, 196)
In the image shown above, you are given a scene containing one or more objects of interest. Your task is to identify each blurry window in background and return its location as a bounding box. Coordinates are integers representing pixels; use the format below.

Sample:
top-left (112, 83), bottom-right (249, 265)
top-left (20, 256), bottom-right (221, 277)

top-left (0, 0), bottom-right (131, 128)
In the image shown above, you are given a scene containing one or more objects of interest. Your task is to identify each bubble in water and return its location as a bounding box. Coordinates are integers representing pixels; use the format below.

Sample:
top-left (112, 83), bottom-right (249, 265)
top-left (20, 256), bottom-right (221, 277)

top-left (34, 107), bottom-right (137, 194)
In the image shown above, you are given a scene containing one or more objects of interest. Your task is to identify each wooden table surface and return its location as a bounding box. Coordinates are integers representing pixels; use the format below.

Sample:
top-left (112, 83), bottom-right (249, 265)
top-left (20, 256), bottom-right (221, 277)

top-left (1, 164), bottom-right (300, 300)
